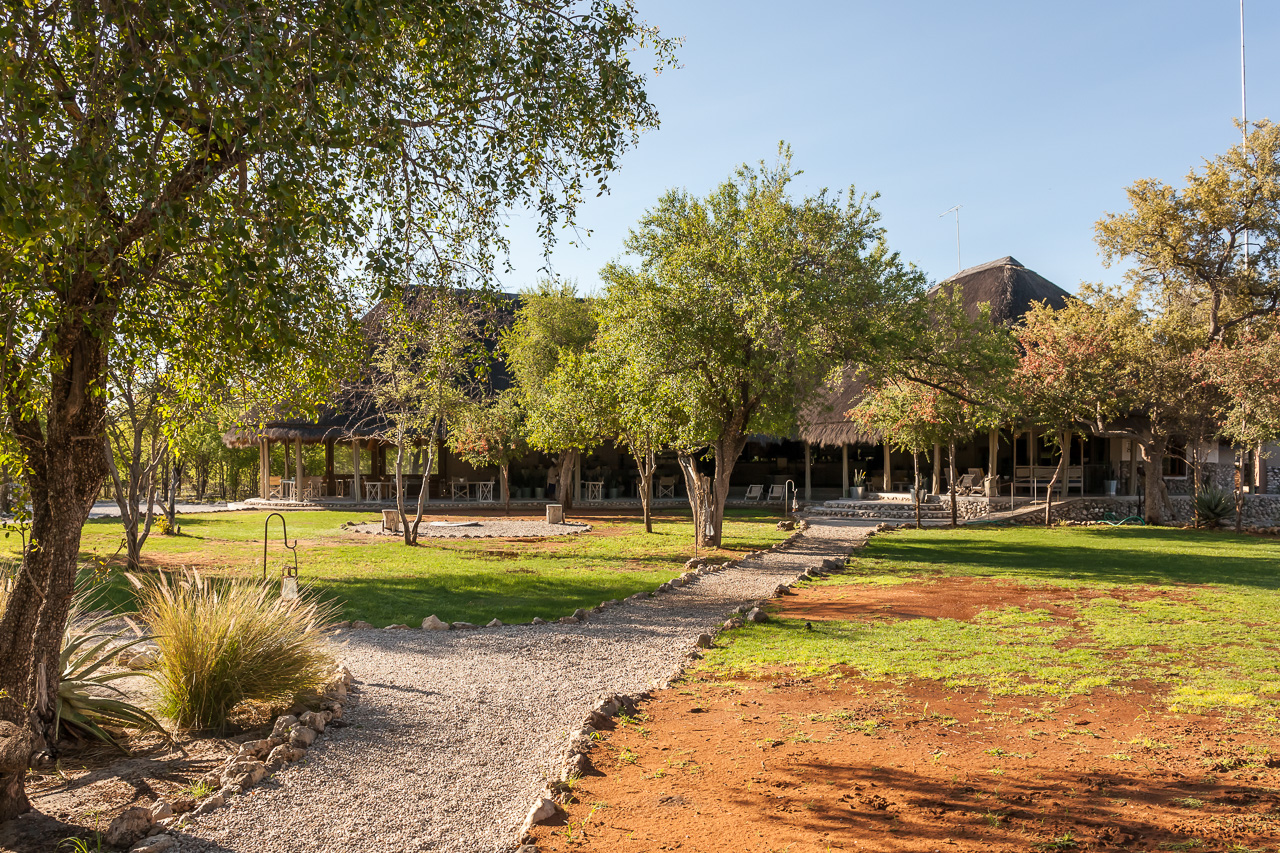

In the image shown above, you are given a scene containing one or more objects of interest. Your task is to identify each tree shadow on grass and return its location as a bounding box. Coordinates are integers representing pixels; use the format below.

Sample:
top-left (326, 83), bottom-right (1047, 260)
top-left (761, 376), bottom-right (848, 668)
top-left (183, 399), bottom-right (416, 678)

top-left (864, 527), bottom-right (1280, 589)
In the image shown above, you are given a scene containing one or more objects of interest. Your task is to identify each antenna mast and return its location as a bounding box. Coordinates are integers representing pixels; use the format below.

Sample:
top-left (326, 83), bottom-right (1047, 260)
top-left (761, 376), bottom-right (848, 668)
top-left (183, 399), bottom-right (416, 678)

top-left (940, 205), bottom-right (962, 274)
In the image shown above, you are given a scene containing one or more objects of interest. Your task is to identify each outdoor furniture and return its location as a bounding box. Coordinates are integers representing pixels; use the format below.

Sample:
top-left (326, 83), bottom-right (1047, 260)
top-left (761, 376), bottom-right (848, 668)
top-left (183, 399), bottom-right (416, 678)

top-left (766, 484), bottom-right (786, 503)
top-left (281, 478), bottom-right (296, 501)
top-left (451, 477), bottom-right (469, 501)
top-left (474, 480), bottom-right (495, 502)
top-left (744, 484), bottom-right (764, 501)
top-left (1066, 465), bottom-right (1084, 496)
top-left (583, 480), bottom-right (603, 502)
top-left (364, 481), bottom-right (389, 503)
top-left (656, 476), bottom-right (677, 499)
top-left (268, 476), bottom-right (284, 500)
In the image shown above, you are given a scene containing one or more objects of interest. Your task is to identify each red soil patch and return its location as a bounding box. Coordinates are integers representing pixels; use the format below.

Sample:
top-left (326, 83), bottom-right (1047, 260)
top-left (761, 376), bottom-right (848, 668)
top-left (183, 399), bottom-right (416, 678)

top-left (531, 580), bottom-right (1280, 853)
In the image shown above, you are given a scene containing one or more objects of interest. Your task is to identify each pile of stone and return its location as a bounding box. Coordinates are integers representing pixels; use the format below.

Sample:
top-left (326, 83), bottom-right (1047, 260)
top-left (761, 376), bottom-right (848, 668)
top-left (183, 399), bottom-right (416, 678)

top-left (120, 663), bottom-right (355, 849)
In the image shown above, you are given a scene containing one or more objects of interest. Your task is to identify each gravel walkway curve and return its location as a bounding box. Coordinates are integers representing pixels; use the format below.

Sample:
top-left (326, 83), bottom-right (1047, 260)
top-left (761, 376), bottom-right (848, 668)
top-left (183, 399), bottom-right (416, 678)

top-left (180, 518), bottom-right (876, 853)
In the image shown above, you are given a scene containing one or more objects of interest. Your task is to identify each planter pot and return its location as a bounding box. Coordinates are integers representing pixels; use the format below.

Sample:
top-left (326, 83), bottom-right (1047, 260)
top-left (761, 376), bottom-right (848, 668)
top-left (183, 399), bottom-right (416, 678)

top-left (849, 486), bottom-right (864, 500)
top-left (1105, 480), bottom-right (1117, 497)
top-left (533, 487), bottom-right (545, 499)
top-left (608, 487), bottom-right (621, 500)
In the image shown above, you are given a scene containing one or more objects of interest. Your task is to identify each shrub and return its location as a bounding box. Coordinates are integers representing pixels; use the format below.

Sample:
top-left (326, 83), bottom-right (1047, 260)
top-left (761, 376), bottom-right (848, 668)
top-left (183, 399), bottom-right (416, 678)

top-left (133, 570), bottom-right (337, 730)
top-left (58, 603), bottom-right (167, 749)
top-left (1194, 486), bottom-right (1235, 527)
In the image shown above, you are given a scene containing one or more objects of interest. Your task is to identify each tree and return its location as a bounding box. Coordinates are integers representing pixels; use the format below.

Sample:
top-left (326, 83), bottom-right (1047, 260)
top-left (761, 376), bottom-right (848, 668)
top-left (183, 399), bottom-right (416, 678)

top-left (1096, 120), bottom-right (1280, 344)
top-left (504, 281), bottom-right (600, 512)
top-left (0, 1), bottom-right (671, 819)
top-left (1012, 297), bottom-right (1131, 524)
top-left (448, 390), bottom-right (527, 515)
top-left (1199, 318), bottom-right (1280, 529)
top-left (363, 289), bottom-right (494, 544)
top-left (601, 147), bottom-right (925, 546)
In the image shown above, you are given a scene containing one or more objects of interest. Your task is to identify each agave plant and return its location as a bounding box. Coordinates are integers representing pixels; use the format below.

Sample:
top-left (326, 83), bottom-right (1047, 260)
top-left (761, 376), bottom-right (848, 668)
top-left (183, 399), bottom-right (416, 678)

top-left (1194, 486), bottom-right (1235, 527)
top-left (58, 606), bottom-right (168, 750)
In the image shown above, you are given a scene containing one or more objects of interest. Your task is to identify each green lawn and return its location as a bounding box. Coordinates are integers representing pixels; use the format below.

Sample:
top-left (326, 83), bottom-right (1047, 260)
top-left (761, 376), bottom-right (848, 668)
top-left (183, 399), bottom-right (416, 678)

top-left (704, 526), bottom-right (1280, 714)
top-left (63, 508), bottom-right (787, 627)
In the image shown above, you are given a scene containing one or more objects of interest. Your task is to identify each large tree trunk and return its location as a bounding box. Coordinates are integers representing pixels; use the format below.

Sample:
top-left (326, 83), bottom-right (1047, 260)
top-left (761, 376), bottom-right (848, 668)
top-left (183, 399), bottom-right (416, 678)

top-left (395, 431), bottom-right (413, 545)
top-left (679, 432), bottom-right (748, 549)
top-left (677, 452), bottom-right (712, 549)
top-left (501, 464), bottom-right (511, 515)
top-left (1044, 430), bottom-right (1069, 527)
top-left (0, 307), bottom-right (111, 821)
top-left (556, 449), bottom-right (578, 514)
top-left (408, 426), bottom-right (439, 544)
top-left (1140, 436), bottom-right (1169, 525)
top-left (637, 450), bottom-right (656, 534)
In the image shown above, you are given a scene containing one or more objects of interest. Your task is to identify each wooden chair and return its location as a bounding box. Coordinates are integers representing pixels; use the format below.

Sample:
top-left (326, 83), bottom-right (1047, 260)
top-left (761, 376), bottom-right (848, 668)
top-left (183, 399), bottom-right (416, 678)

top-left (451, 477), bottom-right (469, 501)
top-left (656, 476), bottom-right (677, 499)
top-left (268, 475), bottom-right (283, 500)
top-left (744, 484), bottom-right (765, 501)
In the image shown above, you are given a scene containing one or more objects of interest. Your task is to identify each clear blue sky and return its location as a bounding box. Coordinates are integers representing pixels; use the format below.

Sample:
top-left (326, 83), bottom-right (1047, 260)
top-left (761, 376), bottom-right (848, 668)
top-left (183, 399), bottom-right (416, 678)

top-left (501, 0), bottom-right (1280, 295)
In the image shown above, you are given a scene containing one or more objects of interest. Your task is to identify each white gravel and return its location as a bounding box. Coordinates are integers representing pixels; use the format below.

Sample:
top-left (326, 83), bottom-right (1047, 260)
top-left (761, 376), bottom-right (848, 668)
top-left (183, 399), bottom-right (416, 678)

top-left (177, 518), bottom-right (875, 853)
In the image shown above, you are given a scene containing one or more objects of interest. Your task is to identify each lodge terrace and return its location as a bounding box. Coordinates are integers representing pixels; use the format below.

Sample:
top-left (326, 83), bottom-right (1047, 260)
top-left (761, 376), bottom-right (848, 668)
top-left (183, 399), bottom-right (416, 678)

top-left (223, 257), bottom-right (1277, 517)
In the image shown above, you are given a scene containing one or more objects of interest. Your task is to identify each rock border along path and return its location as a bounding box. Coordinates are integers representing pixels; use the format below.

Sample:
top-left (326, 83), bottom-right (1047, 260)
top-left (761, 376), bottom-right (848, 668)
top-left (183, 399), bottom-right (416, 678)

top-left (178, 518), bottom-right (876, 853)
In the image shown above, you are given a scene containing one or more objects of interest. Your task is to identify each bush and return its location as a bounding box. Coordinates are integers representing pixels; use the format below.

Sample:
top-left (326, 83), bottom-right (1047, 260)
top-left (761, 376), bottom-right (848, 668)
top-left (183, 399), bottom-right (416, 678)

top-left (1194, 486), bottom-right (1235, 527)
top-left (133, 570), bottom-right (337, 730)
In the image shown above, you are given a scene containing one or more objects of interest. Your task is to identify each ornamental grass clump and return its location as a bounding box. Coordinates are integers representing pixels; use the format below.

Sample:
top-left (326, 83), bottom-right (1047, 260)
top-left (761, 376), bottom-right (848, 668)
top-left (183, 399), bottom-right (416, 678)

top-left (133, 570), bottom-right (337, 730)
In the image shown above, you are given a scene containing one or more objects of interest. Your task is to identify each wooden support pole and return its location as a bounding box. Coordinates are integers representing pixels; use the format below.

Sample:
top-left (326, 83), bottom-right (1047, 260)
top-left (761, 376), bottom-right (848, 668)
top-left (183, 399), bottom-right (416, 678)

top-left (352, 439), bottom-right (362, 504)
top-left (325, 440), bottom-right (335, 498)
top-left (883, 443), bottom-right (892, 492)
top-left (295, 436), bottom-right (304, 501)
top-left (803, 441), bottom-right (812, 501)
top-left (1127, 439), bottom-right (1138, 495)
top-left (260, 438), bottom-right (269, 499)
top-left (841, 444), bottom-right (849, 497)
top-left (932, 443), bottom-right (942, 495)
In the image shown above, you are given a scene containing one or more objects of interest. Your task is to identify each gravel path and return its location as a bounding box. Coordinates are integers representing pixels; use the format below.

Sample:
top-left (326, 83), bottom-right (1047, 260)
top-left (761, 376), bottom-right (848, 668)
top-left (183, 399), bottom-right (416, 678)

top-left (179, 518), bottom-right (875, 853)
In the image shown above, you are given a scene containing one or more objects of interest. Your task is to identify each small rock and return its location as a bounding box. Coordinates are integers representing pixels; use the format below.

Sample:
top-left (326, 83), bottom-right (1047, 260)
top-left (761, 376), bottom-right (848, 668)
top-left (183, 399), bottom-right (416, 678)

top-left (531, 617), bottom-right (547, 625)
top-left (130, 834), bottom-right (177, 853)
top-left (383, 623), bottom-right (409, 630)
top-left (747, 607), bottom-right (767, 623)
top-left (723, 617), bottom-right (745, 629)
top-left (421, 615), bottom-right (450, 631)
top-left (149, 800), bottom-right (173, 821)
top-left (289, 725), bottom-right (317, 747)
top-left (657, 583), bottom-right (672, 592)
top-left (522, 797), bottom-right (558, 832)
top-left (774, 584), bottom-right (790, 596)
top-left (169, 797), bottom-right (195, 815)
top-left (567, 752), bottom-right (592, 775)
top-left (325, 620), bottom-right (352, 631)
top-left (270, 715), bottom-right (298, 739)
top-left (105, 806), bottom-right (154, 848)
top-left (486, 618), bottom-right (504, 628)
top-left (587, 709), bottom-right (611, 727)
top-left (603, 599), bottom-right (620, 607)
top-left (336, 664), bottom-right (354, 685)
top-left (670, 577), bottom-right (685, 587)
top-left (236, 738), bottom-right (273, 759)
top-left (266, 744), bottom-right (305, 767)
top-left (221, 759), bottom-right (267, 789)
top-left (776, 520), bottom-right (796, 531)
top-left (516, 845), bottom-right (540, 853)
top-left (299, 711), bottom-right (326, 733)
top-left (327, 704), bottom-right (343, 721)
top-left (696, 633), bottom-right (713, 649)
top-left (191, 793), bottom-right (225, 816)
top-left (680, 572), bottom-right (697, 583)
top-left (571, 608), bottom-right (588, 620)
top-left (558, 616), bottom-right (580, 624)
top-left (451, 621), bottom-right (478, 630)
top-left (350, 620), bottom-right (374, 630)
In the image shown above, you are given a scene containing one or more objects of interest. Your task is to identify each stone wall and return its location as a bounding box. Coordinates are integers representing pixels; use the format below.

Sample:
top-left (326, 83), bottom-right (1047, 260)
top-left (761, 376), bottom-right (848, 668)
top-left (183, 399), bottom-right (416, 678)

top-left (1033, 495), bottom-right (1280, 528)
top-left (1114, 461), bottom-right (1234, 495)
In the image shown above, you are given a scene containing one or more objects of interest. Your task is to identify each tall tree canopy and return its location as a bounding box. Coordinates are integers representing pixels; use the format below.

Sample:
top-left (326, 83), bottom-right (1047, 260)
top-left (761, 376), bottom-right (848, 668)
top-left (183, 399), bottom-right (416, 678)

top-left (601, 147), bottom-right (925, 546)
top-left (0, 0), bottom-right (672, 819)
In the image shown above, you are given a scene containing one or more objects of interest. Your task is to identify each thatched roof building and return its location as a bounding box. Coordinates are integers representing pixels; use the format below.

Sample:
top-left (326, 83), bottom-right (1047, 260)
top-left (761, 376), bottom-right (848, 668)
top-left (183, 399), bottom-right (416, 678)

top-left (798, 256), bottom-right (1072, 447)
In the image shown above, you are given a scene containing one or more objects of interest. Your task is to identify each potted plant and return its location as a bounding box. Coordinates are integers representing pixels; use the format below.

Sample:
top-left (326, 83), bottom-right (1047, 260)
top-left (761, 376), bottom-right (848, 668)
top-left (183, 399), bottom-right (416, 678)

top-left (849, 469), bottom-right (867, 500)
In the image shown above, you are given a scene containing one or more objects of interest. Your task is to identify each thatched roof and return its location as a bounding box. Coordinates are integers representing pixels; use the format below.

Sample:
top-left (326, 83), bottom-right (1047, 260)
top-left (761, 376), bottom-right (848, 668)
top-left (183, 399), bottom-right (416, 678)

top-left (927, 256), bottom-right (1070, 325)
top-left (799, 257), bottom-right (1070, 447)
top-left (798, 367), bottom-right (884, 448)
top-left (222, 288), bottom-right (518, 449)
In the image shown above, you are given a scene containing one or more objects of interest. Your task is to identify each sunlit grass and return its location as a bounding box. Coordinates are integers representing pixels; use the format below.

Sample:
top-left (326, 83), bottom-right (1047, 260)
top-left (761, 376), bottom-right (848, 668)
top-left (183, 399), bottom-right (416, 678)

top-left (49, 508), bottom-right (788, 627)
top-left (701, 526), bottom-right (1280, 713)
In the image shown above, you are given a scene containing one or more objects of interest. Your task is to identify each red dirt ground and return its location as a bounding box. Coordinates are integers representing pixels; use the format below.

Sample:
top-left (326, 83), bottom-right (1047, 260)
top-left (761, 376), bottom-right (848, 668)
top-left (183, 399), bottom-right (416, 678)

top-left (529, 580), bottom-right (1280, 853)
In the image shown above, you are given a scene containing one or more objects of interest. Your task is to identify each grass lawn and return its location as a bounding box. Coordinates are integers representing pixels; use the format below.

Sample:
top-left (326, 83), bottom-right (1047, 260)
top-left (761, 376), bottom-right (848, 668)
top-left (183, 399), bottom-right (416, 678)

top-left (59, 508), bottom-right (788, 627)
top-left (704, 526), bottom-right (1280, 714)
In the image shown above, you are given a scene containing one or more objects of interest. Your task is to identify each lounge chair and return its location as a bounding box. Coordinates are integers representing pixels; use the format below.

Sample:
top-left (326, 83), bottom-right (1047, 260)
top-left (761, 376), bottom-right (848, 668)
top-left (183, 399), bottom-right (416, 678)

top-left (744, 484), bottom-right (765, 501)
top-left (766, 484), bottom-right (786, 503)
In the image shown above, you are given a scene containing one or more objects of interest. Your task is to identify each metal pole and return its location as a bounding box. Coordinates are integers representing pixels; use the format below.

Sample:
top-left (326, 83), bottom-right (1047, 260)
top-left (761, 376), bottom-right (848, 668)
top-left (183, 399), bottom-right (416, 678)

top-left (940, 205), bottom-right (962, 274)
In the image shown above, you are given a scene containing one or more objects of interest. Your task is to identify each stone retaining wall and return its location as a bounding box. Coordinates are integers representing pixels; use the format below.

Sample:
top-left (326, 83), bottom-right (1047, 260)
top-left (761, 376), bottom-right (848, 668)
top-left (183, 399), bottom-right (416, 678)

top-left (1026, 495), bottom-right (1280, 528)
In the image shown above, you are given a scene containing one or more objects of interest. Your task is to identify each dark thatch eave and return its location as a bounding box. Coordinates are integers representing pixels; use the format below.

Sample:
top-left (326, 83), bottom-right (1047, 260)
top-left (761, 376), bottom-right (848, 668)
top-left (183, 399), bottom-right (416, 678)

top-left (798, 368), bottom-right (884, 448)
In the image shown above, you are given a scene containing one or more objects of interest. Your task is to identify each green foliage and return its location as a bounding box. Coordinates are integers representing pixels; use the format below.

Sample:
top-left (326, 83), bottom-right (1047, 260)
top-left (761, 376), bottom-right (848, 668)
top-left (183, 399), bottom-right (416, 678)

top-left (58, 606), bottom-right (167, 750)
top-left (134, 571), bottom-right (337, 730)
top-left (1193, 487), bottom-right (1235, 526)
top-left (448, 389), bottom-right (527, 472)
